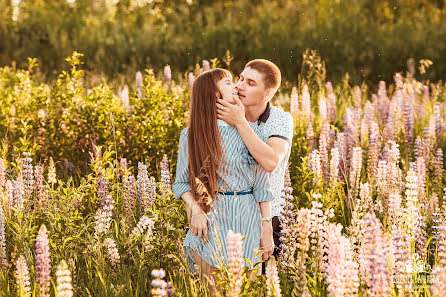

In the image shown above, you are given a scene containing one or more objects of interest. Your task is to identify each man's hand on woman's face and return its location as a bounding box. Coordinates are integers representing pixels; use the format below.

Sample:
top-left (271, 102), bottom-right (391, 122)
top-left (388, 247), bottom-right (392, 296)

top-left (216, 97), bottom-right (245, 127)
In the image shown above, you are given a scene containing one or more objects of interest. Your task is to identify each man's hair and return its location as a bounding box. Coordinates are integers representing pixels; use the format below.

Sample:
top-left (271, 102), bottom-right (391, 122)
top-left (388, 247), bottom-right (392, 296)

top-left (245, 59), bottom-right (281, 90)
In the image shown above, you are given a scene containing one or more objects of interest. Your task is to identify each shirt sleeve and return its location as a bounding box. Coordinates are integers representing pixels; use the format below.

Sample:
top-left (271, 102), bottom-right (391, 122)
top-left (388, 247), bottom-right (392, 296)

top-left (266, 112), bottom-right (294, 144)
top-left (172, 129), bottom-right (192, 199)
top-left (252, 164), bottom-right (273, 202)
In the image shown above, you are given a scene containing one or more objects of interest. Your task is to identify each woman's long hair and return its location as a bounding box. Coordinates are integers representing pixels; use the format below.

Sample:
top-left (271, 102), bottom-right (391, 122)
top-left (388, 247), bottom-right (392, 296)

top-left (188, 68), bottom-right (231, 213)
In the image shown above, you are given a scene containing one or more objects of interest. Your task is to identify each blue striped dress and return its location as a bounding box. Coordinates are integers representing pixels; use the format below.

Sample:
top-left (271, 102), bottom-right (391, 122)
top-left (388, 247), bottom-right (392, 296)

top-left (172, 120), bottom-right (273, 270)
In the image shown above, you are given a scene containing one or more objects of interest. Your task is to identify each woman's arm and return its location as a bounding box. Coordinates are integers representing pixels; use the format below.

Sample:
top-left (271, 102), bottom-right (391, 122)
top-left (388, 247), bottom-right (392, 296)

top-left (181, 191), bottom-right (208, 243)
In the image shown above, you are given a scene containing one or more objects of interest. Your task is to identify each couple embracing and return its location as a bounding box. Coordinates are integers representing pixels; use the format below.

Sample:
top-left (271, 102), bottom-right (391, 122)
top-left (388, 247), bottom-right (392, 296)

top-left (172, 59), bottom-right (293, 293)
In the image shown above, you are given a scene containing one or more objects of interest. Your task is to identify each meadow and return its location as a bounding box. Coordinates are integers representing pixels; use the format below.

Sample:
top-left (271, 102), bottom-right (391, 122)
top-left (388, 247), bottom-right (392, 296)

top-left (0, 51), bottom-right (445, 296)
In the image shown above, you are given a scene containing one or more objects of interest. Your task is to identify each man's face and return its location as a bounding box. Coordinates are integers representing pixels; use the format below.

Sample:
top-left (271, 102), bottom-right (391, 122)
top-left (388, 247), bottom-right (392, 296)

top-left (236, 67), bottom-right (267, 107)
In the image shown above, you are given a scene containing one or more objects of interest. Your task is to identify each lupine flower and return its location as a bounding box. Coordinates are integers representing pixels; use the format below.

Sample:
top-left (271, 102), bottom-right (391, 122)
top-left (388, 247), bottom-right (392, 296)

top-left (290, 86), bottom-right (299, 116)
top-left (434, 148), bottom-right (444, 182)
top-left (202, 60), bottom-right (210, 71)
top-left (119, 158), bottom-right (128, 174)
top-left (387, 193), bottom-right (402, 227)
top-left (306, 122), bottom-right (315, 151)
top-left (308, 150), bottom-right (322, 185)
top-left (319, 124), bottom-right (329, 182)
top-left (414, 137), bottom-right (423, 159)
top-left (0, 206), bottom-right (6, 269)
top-left (388, 224), bottom-right (411, 293)
top-left (94, 194), bottom-right (114, 236)
top-left (123, 174), bottom-right (136, 219)
top-left (35, 165), bottom-right (47, 211)
top-left (335, 132), bottom-right (348, 181)
top-left (403, 98), bottom-right (414, 144)
top-left (383, 106), bottom-right (396, 142)
top-left (96, 170), bottom-right (109, 208)
top-left (353, 85), bottom-right (361, 108)
top-left (266, 256), bottom-right (281, 297)
top-left (404, 168), bottom-right (419, 242)
top-left (160, 154), bottom-right (172, 197)
top-left (226, 230), bottom-right (244, 296)
top-left (359, 213), bottom-right (390, 296)
top-left (104, 238), bottom-right (120, 267)
top-left (431, 223), bottom-right (446, 296)
top-left (329, 147), bottom-right (340, 187)
top-left (319, 95), bottom-right (327, 123)
top-left (326, 82), bottom-right (336, 123)
top-left (433, 102), bottom-right (442, 140)
top-left (131, 215), bottom-right (156, 239)
top-left (326, 223), bottom-right (359, 297)
top-left (415, 212), bottom-right (427, 261)
top-left (364, 101), bottom-right (374, 124)
top-left (137, 162), bottom-right (155, 212)
top-left (0, 158), bottom-right (5, 189)
top-left (56, 260), bottom-right (73, 297)
top-left (4, 180), bottom-right (12, 216)
top-left (47, 157), bottom-right (57, 184)
top-left (163, 65), bottom-right (172, 83)
top-left (16, 255), bottom-right (31, 297)
top-left (167, 281), bottom-right (174, 296)
top-left (151, 268), bottom-right (168, 297)
top-left (377, 81), bottom-right (389, 125)
top-left (188, 72), bottom-right (195, 90)
top-left (348, 147), bottom-right (362, 203)
top-left (348, 183), bottom-right (370, 246)
top-left (301, 83), bottom-right (311, 120)
top-left (367, 134), bottom-right (379, 181)
top-left (12, 179), bottom-right (25, 212)
top-left (21, 152), bottom-right (34, 201)
top-left (279, 169), bottom-right (298, 265)
top-left (136, 71), bottom-right (143, 99)
top-left (416, 156), bottom-right (427, 203)
top-left (394, 73), bottom-right (403, 89)
top-left (36, 224), bottom-right (51, 297)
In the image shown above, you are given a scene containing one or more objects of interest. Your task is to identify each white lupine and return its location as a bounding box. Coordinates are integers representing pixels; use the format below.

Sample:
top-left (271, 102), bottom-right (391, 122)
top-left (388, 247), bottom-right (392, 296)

top-left (266, 256), bottom-right (281, 297)
top-left (56, 260), bottom-right (73, 297)
top-left (104, 238), bottom-right (120, 267)
top-left (131, 215), bottom-right (156, 239)
top-left (16, 255), bottom-right (31, 297)
top-left (329, 147), bottom-right (340, 187)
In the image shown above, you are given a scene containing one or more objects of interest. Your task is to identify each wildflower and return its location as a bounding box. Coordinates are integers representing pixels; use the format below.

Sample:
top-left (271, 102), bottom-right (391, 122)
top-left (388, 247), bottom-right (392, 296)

top-left (290, 87), bottom-right (299, 116)
top-left (4, 180), bottom-right (12, 216)
top-left (301, 83), bottom-right (311, 120)
top-left (359, 213), bottom-right (390, 296)
top-left (266, 256), bottom-right (281, 297)
top-left (329, 147), bottom-right (340, 187)
top-left (137, 162), bottom-right (155, 212)
top-left (367, 134), bottom-right (379, 180)
top-left (119, 158), bottom-right (128, 174)
top-left (131, 215), bottom-right (156, 239)
top-left (306, 122), bottom-right (315, 151)
top-left (16, 255), bottom-right (31, 297)
top-left (163, 65), bottom-right (172, 83)
top-left (47, 157), bottom-right (57, 184)
top-left (104, 238), bottom-right (120, 267)
top-left (348, 147), bottom-right (362, 202)
top-left (96, 170), bottom-right (109, 208)
top-left (151, 268), bottom-right (168, 297)
top-left (308, 150), bottom-right (322, 185)
top-left (0, 206), bottom-right (6, 269)
top-left (319, 95), bottom-right (327, 123)
top-left (416, 156), bottom-right (427, 202)
top-left (94, 194), bottom-right (114, 236)
top-left (160, 154), bottom-right (172, 197)
top-left (434, 148), bottom-right (444, 181)
top-left (326, 82), bottom-right (336, 123)
top-left (12, 179), bottom-right (25, 212)
top-left (56, 260), bottom-right (73, 297)
top-left (123, 174), bottom-right (136, 219)
top-left (403, 98), bottom-right (414, 144)
top-left (202, 60), bottom-right (210, 71)
top-left (188, 72), bottom-right (195, 90)
top-left (433, 102), bottom-right (442, 140)
top-left (35, 165), bottom-right (48, 211)
top-left (348, 183), bottom-right (371, 246)
top-left (0, 158), bottom-right (5, 189)
top-left (414, 137), bottom-right (423, 159)
top-left (404, 168), bottom-right (419, 242)
top-left (431, 222), bottom-right (446, 296)
top-left (319, 124), bottom-right (330, 182)
top-left (136, 71), bottom-right (143, 99)
top-left (226, 230), bottom-right (244, 296)
top-left (279, 169), bottom-right (298, 265)
top-left (21, 152), bottom-right (34, 201)
top-left (36, 224), bottom-right (51, 297)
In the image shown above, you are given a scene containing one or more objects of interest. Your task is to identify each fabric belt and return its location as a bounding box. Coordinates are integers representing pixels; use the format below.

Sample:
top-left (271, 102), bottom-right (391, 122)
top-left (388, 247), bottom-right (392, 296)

top-left (218, 187), bottom-right (253, 196)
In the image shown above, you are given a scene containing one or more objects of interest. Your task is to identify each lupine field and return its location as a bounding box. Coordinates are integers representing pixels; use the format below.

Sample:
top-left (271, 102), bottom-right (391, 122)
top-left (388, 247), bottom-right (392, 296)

top-left (0, 50), bottom-right (445, 297)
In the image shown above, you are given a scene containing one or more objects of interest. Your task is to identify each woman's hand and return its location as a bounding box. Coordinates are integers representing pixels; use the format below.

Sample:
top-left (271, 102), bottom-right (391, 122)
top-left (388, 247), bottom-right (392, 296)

top-left (189, 203), bottom-right (208, 243)
top-left (260, 221), bottom-right (274, 261)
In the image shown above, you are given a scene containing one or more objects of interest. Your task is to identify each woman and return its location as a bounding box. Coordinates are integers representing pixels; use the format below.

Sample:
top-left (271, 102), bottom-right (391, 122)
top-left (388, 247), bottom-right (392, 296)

top-left (172, 69), bottom-right (274, 292)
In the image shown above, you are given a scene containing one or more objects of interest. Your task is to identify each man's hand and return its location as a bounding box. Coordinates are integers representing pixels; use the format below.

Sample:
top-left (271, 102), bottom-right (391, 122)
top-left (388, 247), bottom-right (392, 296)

top-left (260, 221), bottom-right (274, 261)
top-left (216, 97), bottom-right (246, 127)
top-left (189, 203), bottom-right (208, 243)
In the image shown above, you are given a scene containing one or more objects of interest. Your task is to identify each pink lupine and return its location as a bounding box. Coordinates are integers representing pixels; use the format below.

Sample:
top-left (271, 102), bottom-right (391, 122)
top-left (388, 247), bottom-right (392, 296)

top-left (163, 65), bottom-right (172, 83)
top-left (279, 169), bottom-right (297, 265)
top-left (431, 223), bottom-right (446, 296)
top-left (266, 256), bottom-right (281, 297)
top-left (35, 165), bottom-right (47, 211)
top-left (160, 154), bottom-right (172, 197)
top-left (16, 255), bottom-right (31, 297)
top-left (364, 101), bottom-right (374, 124)
top-left (301, 83), bottom-right (311, 120)
top-left (423, 126), bottom-right (432, 164)
top-left (326, 82), bottom-right (336, 123)
top-left (435, 148), bottom-right (444, 184)
top-left (202, 60), bottom-right (210, 71)
top-left (36, 224), bottom-right (51, 297)
top-left (290, 86), bottom-right (299, 116)
top-left (0, 158), bottom-right (5, 189)
top-left (394, 73), bottom-right (403, 89)
top-left (367, 134), bottom-right (379, 181)
top-left (21, 152), bottom-right (34, 202)
top-left (308, 150), bottom-right (322, 185)
top-left (414, 137), bottom-right (423, 159)
top-left (135, 71), bottom-right (143, 99)
top-left (416, 156), bottom-right (427, 203)
top-left (387, 193), bottom-right (402, 227)
top-left (319, 95), bottom-right (327, 123)
top-left (226, 230), bottom-right (244, 296)
top-left (319, 125), bottom-right (329, 182)
top-left (306, 122), bottom-right (315, 151)
top-left (403, 98), bottom-right (414, 144)
top-left (188, 72), bottom-right (195, 90)
top-left (119, 85), bottom-right (130, 114)
top-left (360, 213), bottom-right (390, 296)
top-left (422, 85), bottom-right (429, 99)
top-left (120, 158), bottom-right (128, 174)
top-left (329, 147), bottom-right (340, 187)
top-left (12, 179), bottom-right (25, 212)
top-left (388, 224), bottom-right (411, 293)
top-left (348, 147), bottom-right (362, 203)
top-left (0, 206), bottom-right (6, 269)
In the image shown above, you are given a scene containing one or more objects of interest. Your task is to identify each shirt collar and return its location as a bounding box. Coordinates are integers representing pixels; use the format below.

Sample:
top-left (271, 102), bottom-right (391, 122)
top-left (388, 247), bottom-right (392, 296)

top-left (217, 119), bottom-right (230, 127)
top-left (257, 102), bottom-right (271, 125)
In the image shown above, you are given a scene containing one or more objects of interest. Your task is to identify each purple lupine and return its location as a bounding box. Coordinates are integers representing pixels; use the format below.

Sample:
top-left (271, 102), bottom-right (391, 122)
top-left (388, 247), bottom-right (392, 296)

top-left (35, 165), bottom-right (47, 211)
top-left (96, 170), bottom-right (109, 208)
top-left (389, 224), bottom-right (411, 293)
top-left (414, 137), bottom-right (423, 160)
top-left (36, 224), bottom-right (51, 297)
top-left (16, 255), bottom-right (31, 297)
top-left (226, 230), bottom-right (244, 296)
top-left (416, 156), bottom-right (427, 203)
top-left (433, 102), bottom-right (442, 140)
top-left (415, 212), bottom-right (428, 261)
top-left (0, 158), bottom-right (5, 189)
top-left (12, 179), bottom-right (25, 212)
top-left (137, 162), bottom-right (153, 212)
top-left (0, 206), bottom-right (6, 269)
top-left (360, 213), bottom-right (390, 296)
top-left (123, 173), bottom-right (136, 219)
top-left (348, 147), bottom-right (362, 203)
top-left (319, 124), bottom-right (329, 182)
top-left (435, 148), bottom-right (444, 180)
top-left (431, 222), bottom-right (446, 296)
top-left (367, 134), bottom-right (379, 181)
top-left (403, 97), bottom-right (414, 145)
top-left (21, 152), bottom-right (34, 202)
top-left (423, 126), bottom-right (432, 164)
top-left (160, 154), bottom-right (172, 197)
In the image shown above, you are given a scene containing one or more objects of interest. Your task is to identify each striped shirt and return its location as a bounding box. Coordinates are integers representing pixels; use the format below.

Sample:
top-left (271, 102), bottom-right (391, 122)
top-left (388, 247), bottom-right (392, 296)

top-left (173, 120), bottom-right (273, 270)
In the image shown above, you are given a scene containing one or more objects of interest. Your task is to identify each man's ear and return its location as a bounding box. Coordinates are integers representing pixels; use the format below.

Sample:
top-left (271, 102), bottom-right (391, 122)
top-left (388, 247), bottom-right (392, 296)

top-left (263, 88), bottom-right (276, 101)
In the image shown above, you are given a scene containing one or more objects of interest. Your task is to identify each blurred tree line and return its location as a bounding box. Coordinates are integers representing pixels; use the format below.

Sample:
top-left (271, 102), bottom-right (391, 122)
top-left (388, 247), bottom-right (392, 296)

top-left (0, 0), bottom-right (445, 86)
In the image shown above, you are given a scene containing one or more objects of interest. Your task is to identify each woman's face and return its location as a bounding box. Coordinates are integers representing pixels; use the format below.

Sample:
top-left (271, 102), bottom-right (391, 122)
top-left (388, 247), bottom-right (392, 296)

top-left (216, 76), bottom-right (239, 104)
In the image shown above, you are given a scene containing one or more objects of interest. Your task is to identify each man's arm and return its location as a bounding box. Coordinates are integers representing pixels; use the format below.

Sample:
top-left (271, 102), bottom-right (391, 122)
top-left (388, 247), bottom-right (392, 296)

top-left (217, 98), bottom-right (289, 173)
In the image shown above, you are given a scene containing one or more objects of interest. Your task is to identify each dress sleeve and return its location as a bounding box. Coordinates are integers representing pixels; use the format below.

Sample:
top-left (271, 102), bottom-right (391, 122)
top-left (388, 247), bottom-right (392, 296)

top-left (252, 164), bottom-right (273, 202)
top-left (267, 112), bottom-right (294, 144)
top-left (172, 129), bottom-right (192, 199)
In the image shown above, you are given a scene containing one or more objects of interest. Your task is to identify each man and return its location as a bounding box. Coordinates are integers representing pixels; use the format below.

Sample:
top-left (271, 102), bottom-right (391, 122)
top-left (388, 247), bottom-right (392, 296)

top-left (216, 59), bottom-right (293, 266)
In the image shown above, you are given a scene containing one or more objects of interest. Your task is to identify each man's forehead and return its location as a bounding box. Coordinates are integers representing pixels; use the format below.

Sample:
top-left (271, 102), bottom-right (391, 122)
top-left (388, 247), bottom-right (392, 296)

top-left (240, 67), bottom-right (263, 82)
